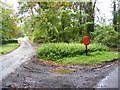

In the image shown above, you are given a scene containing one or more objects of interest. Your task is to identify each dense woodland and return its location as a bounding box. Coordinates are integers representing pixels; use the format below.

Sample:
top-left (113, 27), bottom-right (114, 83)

top-left (0, 0), bottom-right (120, 47)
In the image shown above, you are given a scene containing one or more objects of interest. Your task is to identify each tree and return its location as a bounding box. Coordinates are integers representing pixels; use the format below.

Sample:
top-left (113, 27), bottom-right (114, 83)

top-left (0, 1), bottom-right (19, 40)
top-left (74, 0), bottom-right (97, 36)
top-left (113, 0), bottom-right (117, 31)
top-left (113, 0), bottom-right (120, 32)
top-left (18, 1), bottom-right (97, 43)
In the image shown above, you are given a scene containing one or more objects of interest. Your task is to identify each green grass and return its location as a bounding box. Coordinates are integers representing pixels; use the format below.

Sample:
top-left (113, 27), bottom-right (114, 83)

top-left (0, 43), bottom-right (19, 55)
top-left (55, 51), bottom-right (118, 65)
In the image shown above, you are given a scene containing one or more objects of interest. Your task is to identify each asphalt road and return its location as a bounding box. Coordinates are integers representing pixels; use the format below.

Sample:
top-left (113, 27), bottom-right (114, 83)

top-left (0, 37), bottom-right (35, 87)
top-left (95, 67), bottom-right (119, 88)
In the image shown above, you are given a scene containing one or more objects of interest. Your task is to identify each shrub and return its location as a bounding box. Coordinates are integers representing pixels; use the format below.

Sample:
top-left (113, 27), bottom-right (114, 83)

top-left (36, 43), bottom-right (109, 61)
top-left (91, 25), bottom-right (119, 48)
top-left (2, 39), bottom-right (18, 44)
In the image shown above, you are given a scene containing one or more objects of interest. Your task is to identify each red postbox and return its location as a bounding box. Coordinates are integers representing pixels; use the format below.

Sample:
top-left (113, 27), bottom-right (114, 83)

top-left (83, 36), bottom-right (89, 45)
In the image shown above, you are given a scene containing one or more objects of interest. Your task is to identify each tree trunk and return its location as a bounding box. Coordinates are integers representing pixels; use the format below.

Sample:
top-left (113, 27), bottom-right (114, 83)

top-left (113, 1), bottom-right (117, 31)
top-left (87, 0), bottom-right (96, 34)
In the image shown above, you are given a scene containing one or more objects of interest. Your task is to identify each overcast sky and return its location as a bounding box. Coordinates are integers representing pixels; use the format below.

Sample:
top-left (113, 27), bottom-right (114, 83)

top-left (1, 0), bottom-right (113, 25)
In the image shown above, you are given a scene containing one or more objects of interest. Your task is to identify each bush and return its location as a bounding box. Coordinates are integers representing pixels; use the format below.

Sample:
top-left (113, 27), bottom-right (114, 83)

top-left (91, 25), bottom-right (119, 48)
top-left (36, 43), bottom-right (109, 61)
top-left (2, 39), bottom-right (18, 44)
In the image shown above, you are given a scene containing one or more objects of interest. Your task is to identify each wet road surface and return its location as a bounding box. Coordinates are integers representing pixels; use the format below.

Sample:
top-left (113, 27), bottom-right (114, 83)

top-left (2, 58), bottom-right (119, 88)
top-left (0, 38), bottom-right (35, 86)
top-left (95, 67), bottom-right (119, 88)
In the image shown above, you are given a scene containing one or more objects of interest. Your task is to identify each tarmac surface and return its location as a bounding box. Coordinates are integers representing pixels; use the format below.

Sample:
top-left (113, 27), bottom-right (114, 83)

top-left (1, 58), bottom-right (119, 88)
top-left (0, 37), bottom-right (35, 87)
top-left (95, 67), bottom-right (119, 88)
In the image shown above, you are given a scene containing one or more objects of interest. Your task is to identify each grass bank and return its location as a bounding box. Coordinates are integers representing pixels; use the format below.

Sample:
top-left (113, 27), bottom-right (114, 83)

top-left (0, 43), bottom-right (19, 55)
top-left (56, 52), bottom-right (118, 65)
top-left (36, 43), bottom-right (118, 65)
top-left (37, 43), bottom-right (109, 61)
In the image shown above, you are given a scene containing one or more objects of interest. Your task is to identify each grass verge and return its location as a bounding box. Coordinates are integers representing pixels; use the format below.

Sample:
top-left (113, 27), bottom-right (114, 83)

top-left (0, 43), bottom-right (19, 55)
top-left (55, 52), bottom-right (118, 65)
top-left (37, 43), bottom-right (118, 65)
top-left (37, 43), bottom-right (109, 61)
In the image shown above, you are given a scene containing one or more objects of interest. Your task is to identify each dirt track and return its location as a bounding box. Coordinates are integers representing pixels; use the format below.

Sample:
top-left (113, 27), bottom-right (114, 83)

top-left (2, 57), bottom-right (119, 88)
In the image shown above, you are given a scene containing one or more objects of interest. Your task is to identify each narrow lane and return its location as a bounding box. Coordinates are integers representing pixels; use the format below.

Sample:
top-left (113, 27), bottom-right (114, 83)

top-left (0, 37), bottom-right (35, 85)
top-left (95, 67), bottom-right (119, 88)
top-left (0, 38), bottom-right (119, 88)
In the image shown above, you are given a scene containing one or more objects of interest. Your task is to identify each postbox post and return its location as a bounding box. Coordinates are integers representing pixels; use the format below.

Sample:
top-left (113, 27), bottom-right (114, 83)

top-left (86, 45), bottom-right (88, 55)
top-left (83, 36), bottom-right (89, 56)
